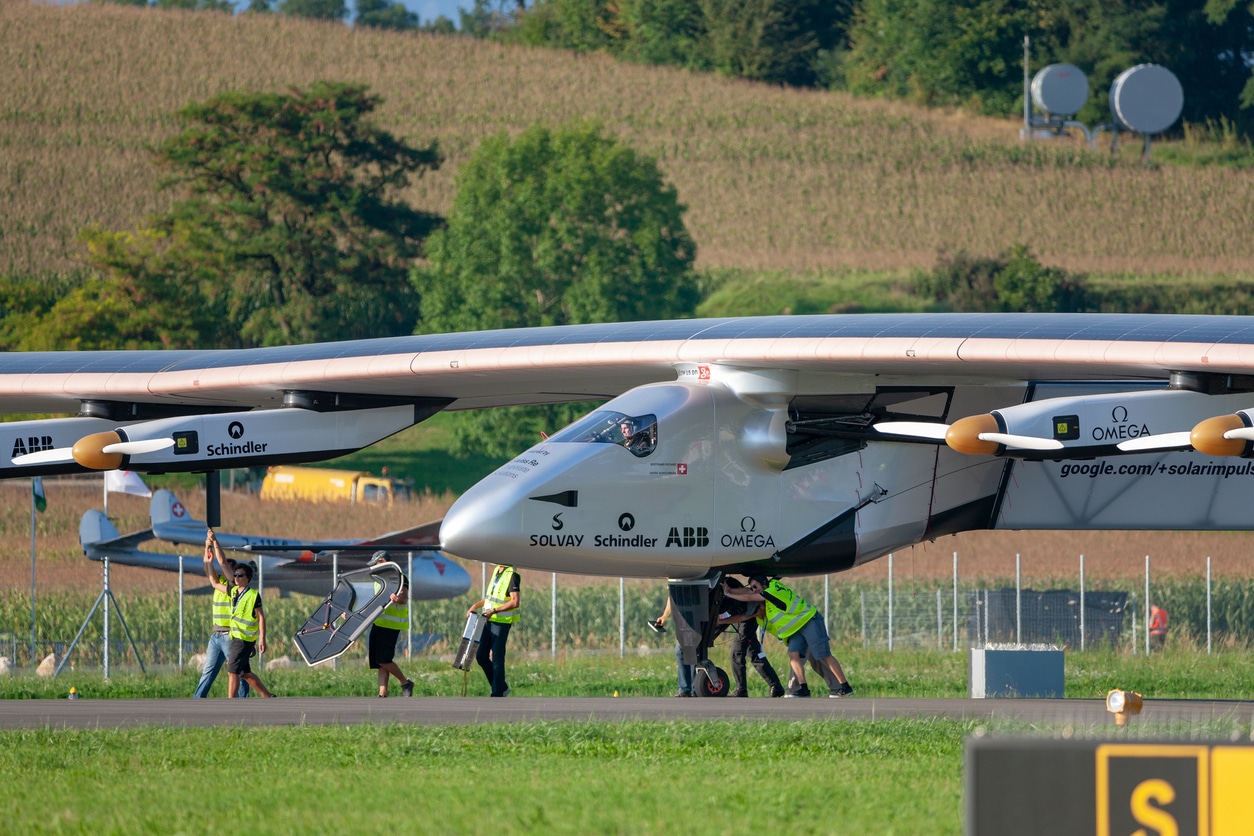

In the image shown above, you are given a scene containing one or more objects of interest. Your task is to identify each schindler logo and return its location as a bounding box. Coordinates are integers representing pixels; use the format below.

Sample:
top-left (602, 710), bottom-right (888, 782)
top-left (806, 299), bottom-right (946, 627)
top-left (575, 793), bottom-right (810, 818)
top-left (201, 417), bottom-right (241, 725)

top-left (665, 526), bottom-right (709, 547)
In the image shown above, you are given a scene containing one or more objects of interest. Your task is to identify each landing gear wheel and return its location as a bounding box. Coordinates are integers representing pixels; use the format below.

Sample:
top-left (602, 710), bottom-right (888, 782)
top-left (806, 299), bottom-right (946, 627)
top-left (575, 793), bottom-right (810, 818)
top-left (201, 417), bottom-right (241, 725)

top-left (695, 666), bottom-right (729, 698)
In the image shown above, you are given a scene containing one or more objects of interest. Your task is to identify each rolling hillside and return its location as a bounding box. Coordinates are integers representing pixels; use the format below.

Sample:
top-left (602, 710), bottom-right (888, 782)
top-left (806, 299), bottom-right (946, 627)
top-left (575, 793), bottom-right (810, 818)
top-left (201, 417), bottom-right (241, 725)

top-left (2, 0), bottom-right (1252, 282)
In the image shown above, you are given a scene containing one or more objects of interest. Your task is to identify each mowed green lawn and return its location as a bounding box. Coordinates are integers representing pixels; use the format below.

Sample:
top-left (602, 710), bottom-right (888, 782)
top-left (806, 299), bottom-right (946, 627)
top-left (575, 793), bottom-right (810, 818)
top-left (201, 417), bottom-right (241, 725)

top-left (6, 721), bottom-right (964, 835)
top-left (5, 648), bottom-right (1254, 834)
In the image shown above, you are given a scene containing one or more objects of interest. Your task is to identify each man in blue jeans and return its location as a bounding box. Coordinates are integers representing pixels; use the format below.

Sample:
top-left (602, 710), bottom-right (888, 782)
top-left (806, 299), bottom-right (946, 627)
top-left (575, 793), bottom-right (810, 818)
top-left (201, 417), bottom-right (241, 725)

top-left (193, 530), bottom-right (249, 698)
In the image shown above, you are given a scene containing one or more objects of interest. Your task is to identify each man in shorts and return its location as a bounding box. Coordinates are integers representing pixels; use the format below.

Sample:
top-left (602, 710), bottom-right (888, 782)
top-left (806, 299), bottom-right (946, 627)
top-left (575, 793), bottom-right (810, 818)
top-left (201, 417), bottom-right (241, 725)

top-left (368, 551), bottom-right (415, 697)
top-left (206, 555), bottom-right (274, 699)
top-left (723, 574), bottom-right (853, 698)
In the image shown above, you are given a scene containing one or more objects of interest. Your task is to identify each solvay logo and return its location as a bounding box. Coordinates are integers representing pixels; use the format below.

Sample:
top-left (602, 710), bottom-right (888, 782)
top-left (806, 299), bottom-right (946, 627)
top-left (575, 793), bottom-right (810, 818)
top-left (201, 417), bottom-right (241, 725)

top-left (552, 512), bottom-right (564, 531)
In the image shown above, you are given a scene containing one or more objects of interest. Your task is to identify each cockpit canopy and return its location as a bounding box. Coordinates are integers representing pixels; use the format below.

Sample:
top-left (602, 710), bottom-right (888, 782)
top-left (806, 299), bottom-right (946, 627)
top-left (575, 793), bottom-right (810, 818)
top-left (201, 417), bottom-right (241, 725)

top-left (549, 410), bottom-right (658, 457)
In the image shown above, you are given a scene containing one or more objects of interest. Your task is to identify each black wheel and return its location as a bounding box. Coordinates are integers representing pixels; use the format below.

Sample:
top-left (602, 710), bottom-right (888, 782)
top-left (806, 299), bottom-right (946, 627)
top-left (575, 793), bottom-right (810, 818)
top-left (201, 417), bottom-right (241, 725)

top-left (695, 666), bottom-right (729, 698)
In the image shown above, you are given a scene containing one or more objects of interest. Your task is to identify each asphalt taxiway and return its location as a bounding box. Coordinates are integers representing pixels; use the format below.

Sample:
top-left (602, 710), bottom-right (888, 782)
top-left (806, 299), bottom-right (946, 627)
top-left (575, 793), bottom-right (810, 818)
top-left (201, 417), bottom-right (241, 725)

top-left (2, 697), bottom-right (1252, 730)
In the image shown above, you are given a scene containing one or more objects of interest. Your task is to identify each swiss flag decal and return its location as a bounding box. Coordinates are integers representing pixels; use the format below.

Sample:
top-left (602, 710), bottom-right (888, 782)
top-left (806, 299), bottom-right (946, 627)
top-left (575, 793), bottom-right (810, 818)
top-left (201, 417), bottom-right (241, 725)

top-left (677, 463), bottom-right (688, 475)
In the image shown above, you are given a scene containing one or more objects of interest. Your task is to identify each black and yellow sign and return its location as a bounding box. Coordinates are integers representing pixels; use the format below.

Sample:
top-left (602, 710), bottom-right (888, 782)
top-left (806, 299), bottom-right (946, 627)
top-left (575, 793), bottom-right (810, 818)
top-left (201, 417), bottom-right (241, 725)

top-left (968, 739), bottom-right (1254, 835)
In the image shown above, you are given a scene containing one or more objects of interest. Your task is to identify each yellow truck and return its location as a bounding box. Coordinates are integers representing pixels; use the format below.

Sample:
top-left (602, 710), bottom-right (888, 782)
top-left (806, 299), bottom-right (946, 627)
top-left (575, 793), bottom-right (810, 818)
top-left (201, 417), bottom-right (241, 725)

top-left (259, 466), bottom-right (404, 506)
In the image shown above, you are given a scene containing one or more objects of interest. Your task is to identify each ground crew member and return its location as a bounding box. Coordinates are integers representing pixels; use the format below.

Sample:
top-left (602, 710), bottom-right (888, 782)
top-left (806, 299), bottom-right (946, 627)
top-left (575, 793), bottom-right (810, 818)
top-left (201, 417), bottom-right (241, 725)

top-left (207, 559), bottom-right (275, 699)
top-left (723, 574), bottom-right (853, 698)
top-left (466, 563), bottom-right (520, 697)
top-left (1149, 603), bottom-right (1168, 650)
top-left (194, 531), bottom-right (249, 698)
top-left (720, 577), bottom-right (785, 697)
top-left (369, 552), bottom-right (415, 697)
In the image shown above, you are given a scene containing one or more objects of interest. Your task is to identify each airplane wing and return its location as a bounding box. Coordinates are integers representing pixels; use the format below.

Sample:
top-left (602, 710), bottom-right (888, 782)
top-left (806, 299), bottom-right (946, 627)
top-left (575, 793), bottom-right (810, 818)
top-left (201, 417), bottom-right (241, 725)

top-left (23, 313), bottom-right (1254, 584)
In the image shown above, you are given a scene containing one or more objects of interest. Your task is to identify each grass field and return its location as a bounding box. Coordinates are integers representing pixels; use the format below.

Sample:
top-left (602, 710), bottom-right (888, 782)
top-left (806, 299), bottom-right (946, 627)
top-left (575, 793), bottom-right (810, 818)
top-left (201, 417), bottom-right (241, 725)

top-left (4, 649), bottom-right (1254, 835)
top-left (3, 1), bottom-right (1254, 283)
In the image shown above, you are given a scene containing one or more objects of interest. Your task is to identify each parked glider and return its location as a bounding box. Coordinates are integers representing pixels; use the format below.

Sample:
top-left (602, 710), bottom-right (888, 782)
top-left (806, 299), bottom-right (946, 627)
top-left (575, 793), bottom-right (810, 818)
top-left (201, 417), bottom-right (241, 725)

top-left (20, 314), bottom-right (1254, 685)
top-left (79, 489), bottom-right (471, 600)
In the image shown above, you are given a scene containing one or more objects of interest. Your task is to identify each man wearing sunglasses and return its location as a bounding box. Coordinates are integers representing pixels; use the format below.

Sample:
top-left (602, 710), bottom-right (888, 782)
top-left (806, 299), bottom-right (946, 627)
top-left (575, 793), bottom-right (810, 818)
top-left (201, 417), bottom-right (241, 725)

top-left (206, 533), bottom-right (275, 698)
top-left (194, 531), bottom-right (249, 698)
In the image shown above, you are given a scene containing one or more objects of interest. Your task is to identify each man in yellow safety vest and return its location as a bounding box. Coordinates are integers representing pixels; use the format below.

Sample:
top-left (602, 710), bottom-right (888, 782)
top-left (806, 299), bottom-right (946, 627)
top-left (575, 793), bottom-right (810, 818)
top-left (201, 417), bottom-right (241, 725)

top-left (206, 542), bottom-right (274, 699)
top-left (368, 551), bottom-right (415, 697)
top-left (194, 532), bottom-right (249, 698)
top-left (723, 574), bottom-right (853, 698)
top-left (466, 564), bottom-right (520, 697)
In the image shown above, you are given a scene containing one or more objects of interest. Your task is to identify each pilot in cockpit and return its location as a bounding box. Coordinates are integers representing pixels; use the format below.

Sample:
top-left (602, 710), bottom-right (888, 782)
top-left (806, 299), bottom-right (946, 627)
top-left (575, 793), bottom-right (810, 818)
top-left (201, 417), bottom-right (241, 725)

top-left (619, 417), bottom-right (655, 457)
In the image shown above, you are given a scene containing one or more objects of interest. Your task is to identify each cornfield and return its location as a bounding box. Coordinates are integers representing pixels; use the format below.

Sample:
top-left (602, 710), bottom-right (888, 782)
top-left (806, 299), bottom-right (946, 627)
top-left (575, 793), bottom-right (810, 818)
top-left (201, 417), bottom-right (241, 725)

top-left (1, 1), bottom-right (1252, 282)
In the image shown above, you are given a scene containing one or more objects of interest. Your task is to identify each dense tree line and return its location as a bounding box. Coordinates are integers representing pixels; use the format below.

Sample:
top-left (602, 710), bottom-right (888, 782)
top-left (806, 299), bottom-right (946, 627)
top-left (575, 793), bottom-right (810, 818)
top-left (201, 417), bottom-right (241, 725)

top-left (483, 0), bottom-right (1254, 137)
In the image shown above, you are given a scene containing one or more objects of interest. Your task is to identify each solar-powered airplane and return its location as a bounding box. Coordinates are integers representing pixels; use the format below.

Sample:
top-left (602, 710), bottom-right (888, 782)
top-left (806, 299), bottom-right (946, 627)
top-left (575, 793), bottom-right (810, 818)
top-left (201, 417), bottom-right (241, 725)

top-left (15, 314), bottom-right (1254, 691)
top-left (80, 488), bottom-right (471, 600)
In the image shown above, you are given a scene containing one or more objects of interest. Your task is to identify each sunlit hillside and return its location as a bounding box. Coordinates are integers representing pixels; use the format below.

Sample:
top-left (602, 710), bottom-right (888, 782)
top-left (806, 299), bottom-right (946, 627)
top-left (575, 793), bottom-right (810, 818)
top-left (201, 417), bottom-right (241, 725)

top-left (2, 0), bottom-right (1252, 280)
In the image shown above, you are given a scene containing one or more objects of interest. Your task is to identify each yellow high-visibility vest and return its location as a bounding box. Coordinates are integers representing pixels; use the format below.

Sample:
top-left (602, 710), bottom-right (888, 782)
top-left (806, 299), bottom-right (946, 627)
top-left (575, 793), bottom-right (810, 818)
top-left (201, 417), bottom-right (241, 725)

top-left (760, 580), bottom-right (815, 639)
top-left (485, 566), bottom-right (520, 624)
top-left (211, 578), bottom-right (233, 630)
top-left (228, 587), bottom-right (260, 642)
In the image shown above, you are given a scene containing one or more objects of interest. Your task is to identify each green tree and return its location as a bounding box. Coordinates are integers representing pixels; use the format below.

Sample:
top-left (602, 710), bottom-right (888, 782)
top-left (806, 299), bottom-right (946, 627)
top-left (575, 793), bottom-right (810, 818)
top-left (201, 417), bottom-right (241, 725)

top-left (914, 245), bottom-right (1090, 313)
top-left (355, 0), bottom-right (418, 30)
top-left (83, 82), bottom-right (443, 348)
top-left (278, 0), bottom-right (346, 20)
top-left (414, 121), bottom-right (698, 456)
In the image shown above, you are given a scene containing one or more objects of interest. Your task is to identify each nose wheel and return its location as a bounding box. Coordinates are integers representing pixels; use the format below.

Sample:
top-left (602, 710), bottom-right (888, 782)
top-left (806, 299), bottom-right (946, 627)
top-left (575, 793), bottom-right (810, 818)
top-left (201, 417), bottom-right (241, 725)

top-left (695, 665), bottom-right (729, 698)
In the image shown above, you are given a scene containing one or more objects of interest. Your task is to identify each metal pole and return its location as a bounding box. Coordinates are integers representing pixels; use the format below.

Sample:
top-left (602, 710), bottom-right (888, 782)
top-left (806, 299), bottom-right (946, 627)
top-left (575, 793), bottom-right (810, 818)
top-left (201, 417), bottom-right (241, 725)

top-left (1023, 35), bottom-right (1030, 139)
top-left (1015, 553), bottom-right (1021, 646)
top-left (257, 555), bottom-right (264, 667)
top-left (551, 572), bottom-right (557, 659)
top-left (936, 589), bottom-right (942, 649)
top-left (178, 555), bottom-right (185, 669)
top-left (983, 589), bottom-right (989, 645)
top-left (1207, 555), bottom-right (1212, 655)
top-left (619, 578), bottom-right (625, 658)
top-left (103, 555), bottom-right (111, 679)
top-left (1079, 554), bottom-right (1085, 652)
top-left (1144, 555), bottom-right (1150, 656)
top-left (331, 552), bottom-right (338, 671)
top-left (860, 591), bottom-right (866, 647)
top-left (887, 553), bottom-right (894, 652)
top-left (29, 480), bottom-right (35, 668)
top-left (824, 574), bottom-right (830, 625)
top-left (407, 552), bottom-right (413, 660)
top-left (952, 551), bottom-right (958, 652)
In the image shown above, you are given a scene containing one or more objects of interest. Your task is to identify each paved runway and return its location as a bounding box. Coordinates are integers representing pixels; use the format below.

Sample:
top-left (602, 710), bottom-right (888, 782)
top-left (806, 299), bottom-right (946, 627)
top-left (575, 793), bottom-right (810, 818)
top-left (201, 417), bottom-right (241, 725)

top-left (2, 696), bottom-right (1252, 730)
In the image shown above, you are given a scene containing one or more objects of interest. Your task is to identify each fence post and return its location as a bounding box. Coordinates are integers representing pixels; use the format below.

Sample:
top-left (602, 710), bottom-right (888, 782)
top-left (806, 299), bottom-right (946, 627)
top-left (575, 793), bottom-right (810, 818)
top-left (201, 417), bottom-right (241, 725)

top-left (551, 572), bottom-right (557, 658)
top-left (1207, 555), bottom-right (1212, 655)
top-left (936, 589), bottom-right (942, 649)
top-left (1144, 555), bottom-right (1151, 656)
top-left (1079, 553), bottom-right (1085, 652)
top-left (888, 553), bottom-right (894, 652)
top-left (1015, 553), bottom-right (1021, 646)
top-left (178, 554), bottom-right (185, 669)
top-left (824, 574), bottom-right (829, 625)
top-left (619, 578), bottom-right (625, 659)
top-left (952, 551), bottom-right (958, 652)
top-left (860, 591), bottom-right (866, 647)
top-left (407, 552), bottom-right (413, 660)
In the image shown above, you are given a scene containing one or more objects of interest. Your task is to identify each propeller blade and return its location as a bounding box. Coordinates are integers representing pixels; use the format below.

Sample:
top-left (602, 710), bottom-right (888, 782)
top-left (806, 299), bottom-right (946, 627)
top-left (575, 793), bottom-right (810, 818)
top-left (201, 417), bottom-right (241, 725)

top-left (101, 438), bottom-right (175, 455)
top-left (1117, 432), bottom-right (1193, 452)
top-left (976, 432), bottom-right (1064, 451)
top-left (1223, 427), bottom-right (1254, 441)
top-left (11, 447), bottom-right (75, 466)
top-left (872, 421), bottom-right (950, 441)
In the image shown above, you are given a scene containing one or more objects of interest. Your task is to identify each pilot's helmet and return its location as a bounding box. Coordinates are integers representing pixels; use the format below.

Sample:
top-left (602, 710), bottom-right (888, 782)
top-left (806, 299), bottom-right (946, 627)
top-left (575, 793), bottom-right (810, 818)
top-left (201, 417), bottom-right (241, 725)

top-left (369, 550), bottom-right (390, 566)
top-left (619, 417), bottom-right (636, 435)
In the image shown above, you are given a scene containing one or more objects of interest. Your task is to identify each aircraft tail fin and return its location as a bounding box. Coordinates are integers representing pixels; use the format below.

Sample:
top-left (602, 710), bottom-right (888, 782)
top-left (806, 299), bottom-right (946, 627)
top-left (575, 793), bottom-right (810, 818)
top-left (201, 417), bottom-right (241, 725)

top-left (150, 488), bottom-right (208, 543)
top-left (80, 508), bottom-right (123, 547)
top-left (79, 509), bottom-right (156, 559)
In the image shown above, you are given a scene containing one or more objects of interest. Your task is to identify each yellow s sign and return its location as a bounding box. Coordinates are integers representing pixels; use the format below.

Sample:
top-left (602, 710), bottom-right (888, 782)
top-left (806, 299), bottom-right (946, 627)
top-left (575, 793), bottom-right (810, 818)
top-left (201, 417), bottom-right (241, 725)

top-left (1130, 778), bottom-right (1178, 836)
